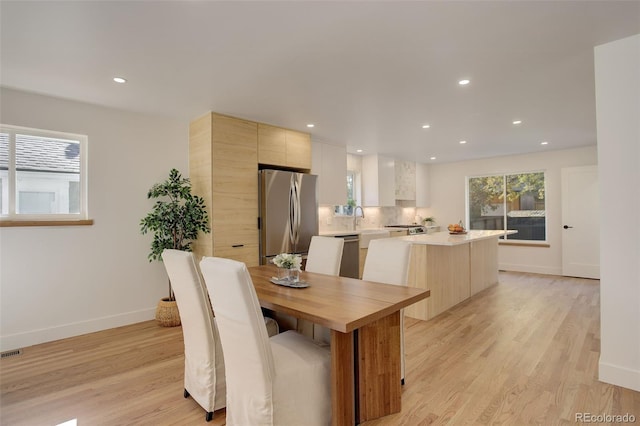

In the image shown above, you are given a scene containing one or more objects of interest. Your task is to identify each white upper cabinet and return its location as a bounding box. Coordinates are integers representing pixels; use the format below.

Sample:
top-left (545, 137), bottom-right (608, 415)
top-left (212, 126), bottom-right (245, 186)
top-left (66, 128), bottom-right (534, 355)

top-left (395, 160), bottom-right (416, 200)
top-left (362, 154), bottom-right (395, 206)
top-left (311, 141), bottom-right (347, 205)
top-left (415, 162), bottom-right (431, 207)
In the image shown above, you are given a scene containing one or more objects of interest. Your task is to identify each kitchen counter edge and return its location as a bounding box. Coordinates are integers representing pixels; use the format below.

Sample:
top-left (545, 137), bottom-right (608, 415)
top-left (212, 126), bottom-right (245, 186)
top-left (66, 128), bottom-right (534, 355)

top-left (397, 230), bottom-right (517, 246)
top-left (319, 228), bottom-right (389, 237)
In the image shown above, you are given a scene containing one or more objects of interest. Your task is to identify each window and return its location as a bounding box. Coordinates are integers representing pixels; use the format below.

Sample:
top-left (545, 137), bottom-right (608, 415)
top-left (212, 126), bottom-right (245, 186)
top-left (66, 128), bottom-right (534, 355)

top-left (0, 125), bottom-right (88, 222)
top-left (334, 170), bottom-right (359, 216)
top-left (467, 171), bottom-right (546, 241)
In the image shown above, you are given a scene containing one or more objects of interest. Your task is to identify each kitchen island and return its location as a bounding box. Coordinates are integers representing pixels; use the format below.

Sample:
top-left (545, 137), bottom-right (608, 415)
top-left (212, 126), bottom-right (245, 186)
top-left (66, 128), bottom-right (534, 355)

top-left (397, 230), bottom-right (515, 321)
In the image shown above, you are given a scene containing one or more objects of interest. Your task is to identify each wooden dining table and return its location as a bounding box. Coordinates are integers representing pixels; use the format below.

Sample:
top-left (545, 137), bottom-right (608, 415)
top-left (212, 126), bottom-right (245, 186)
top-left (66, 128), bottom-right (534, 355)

top-left (248, 264), bottom-right (430, 426)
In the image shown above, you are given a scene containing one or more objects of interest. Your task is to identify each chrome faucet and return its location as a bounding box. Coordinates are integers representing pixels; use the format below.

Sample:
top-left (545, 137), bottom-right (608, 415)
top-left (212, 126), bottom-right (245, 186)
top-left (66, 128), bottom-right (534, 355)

top-left (353, 206), bottom-right (364, 230)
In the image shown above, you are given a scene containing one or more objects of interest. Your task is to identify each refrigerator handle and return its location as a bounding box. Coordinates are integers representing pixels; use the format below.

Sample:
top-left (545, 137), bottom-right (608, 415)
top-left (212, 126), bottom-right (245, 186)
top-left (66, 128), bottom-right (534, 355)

top-left (289, 176), bottom-right (297, 246)
top-left (288, 174), bottom-right (301, 247)
top-left (294, 177), bottom-right (301, 245)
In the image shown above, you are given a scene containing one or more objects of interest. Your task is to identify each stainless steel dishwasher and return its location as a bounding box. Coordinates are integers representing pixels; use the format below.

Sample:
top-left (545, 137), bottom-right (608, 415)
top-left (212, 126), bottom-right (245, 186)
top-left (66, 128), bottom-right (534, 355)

top-left (335, 234), bottom-right (360, 278)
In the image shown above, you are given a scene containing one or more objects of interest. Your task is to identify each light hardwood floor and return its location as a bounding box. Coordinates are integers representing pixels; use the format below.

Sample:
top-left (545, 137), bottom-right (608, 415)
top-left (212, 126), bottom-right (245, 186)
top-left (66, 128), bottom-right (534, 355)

top-left (1, 272), bottom-right (639, 425)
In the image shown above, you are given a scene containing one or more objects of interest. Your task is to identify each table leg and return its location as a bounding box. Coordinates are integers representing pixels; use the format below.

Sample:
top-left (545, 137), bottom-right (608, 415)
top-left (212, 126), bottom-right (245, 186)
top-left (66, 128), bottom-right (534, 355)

top-left (331, 330), bottom-right (355, 426)
top-left (357, 311), bottom-right (402, 422)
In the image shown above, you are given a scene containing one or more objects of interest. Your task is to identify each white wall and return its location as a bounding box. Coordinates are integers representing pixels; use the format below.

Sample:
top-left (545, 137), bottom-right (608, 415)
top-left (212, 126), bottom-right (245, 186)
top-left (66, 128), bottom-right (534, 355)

top-left (420, 146), bottom-right (597, 275)
top-left (0, 88), bottom-right (188, 351)
top-left (595, 34), bottom-right (640, 391)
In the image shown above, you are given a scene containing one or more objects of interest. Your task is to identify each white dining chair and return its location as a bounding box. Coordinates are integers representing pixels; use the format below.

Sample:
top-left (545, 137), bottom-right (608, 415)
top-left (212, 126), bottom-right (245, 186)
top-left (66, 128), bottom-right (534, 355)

top-left (305, 236), bottom-right (344, 276)
top-left (161, 249), bottom-right (226, 422)
top-left (199, 256), bottom-right (332, 426)
top-left (304, 236), bottom-right (344, 343)
top-left (362, 238), bottom-right (412, 384)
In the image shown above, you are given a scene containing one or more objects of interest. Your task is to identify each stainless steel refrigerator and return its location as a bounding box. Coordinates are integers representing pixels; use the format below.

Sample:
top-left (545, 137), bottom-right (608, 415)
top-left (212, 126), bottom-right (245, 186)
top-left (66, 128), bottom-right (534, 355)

top-left (259, 169), bottom-right (318, 265)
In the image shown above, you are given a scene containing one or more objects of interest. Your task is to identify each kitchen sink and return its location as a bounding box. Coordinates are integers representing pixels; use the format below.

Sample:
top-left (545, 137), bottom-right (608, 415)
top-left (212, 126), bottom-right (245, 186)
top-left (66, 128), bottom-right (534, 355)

top-left (359, 229), bottom-right (391, 248)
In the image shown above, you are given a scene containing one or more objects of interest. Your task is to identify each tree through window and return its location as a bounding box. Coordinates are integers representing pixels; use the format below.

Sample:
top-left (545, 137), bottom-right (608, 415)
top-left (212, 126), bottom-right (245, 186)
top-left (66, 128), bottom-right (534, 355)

top-left (468, 172), bottom-right (546, 241)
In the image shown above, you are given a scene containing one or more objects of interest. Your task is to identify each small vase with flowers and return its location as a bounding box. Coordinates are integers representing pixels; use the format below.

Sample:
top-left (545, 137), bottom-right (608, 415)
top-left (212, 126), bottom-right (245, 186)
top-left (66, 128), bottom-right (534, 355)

top-left (272, 253), bottom-right (302, 283)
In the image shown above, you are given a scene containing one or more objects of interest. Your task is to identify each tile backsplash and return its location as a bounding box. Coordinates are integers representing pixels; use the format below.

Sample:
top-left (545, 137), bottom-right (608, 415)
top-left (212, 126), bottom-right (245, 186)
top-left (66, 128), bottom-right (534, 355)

top-left (318, 204), bottom-right (431, 233)
top-left (395, 160), bottom-right (416, 200)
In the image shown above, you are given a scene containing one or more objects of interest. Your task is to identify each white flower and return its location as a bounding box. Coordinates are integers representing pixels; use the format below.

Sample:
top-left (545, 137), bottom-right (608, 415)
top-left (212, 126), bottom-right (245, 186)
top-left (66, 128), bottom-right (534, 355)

top-left (272, 253), bottom-right (302, 270)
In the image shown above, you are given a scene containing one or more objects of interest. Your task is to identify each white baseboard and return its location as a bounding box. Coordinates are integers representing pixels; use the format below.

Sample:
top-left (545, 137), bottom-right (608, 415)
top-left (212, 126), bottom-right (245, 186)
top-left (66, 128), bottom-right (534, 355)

top-left (0, 308), bottom-right (156, 352)
top-left (599, 359), bottom-right (640, 392)
top-left (499, 262), bottom-right (562, 276)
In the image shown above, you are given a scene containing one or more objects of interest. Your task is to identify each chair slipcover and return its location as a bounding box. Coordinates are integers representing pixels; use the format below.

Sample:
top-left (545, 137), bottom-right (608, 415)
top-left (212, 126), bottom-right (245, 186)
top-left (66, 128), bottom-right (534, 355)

top-left (161, 249), bottom-right (226, 421)
top-left (200, 256), bottom-right (332, 426)
top-left (362, 238), bottom-right (412, 383)
top-left (305, 236), bottom-right (344, 276)
top-left (305, 236), bottom-right (344, 342)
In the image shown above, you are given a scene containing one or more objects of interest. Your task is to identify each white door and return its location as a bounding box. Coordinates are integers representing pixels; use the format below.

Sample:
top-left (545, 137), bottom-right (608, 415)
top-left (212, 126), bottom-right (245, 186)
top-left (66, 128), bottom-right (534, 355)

top-left (561, 165), bottom-right (600, 279)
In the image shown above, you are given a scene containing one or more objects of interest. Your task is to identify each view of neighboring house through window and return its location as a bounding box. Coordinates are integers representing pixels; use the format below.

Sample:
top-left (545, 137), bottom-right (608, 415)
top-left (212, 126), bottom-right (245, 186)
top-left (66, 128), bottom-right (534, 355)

top-left (0, 125), bottom-right (87, 220)
top-left (467, 171), bottom-right (546, 241)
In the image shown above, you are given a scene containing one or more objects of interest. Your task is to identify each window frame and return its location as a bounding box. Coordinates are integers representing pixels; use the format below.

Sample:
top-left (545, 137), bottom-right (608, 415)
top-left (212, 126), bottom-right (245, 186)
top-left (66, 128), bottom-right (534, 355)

top-left (465, 170), bottom-right (547, 243)
top-left (334, 169), bottom-right (361, 216)
top-left (0, 124), bottom-right (89, 224)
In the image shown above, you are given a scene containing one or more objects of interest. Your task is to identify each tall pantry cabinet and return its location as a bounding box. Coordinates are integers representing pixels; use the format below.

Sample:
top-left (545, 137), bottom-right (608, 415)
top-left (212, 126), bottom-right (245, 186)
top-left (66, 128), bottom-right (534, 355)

top-left (189, 112), bottom-right (260, 266)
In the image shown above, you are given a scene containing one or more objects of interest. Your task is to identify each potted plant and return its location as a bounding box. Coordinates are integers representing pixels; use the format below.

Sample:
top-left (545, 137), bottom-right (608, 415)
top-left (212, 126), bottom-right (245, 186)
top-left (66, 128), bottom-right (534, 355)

top-left (422, 216), bottom-right (436, 226)
top-left (140, 168), bottom-right (210, 327)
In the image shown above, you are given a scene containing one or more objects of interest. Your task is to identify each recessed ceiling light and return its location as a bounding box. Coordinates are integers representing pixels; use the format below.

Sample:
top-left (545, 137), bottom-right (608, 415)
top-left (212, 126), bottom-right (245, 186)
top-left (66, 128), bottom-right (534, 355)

top-left (513, 120), bottom-right (522, 125)
top-left (541, 141), bottom-right (549, 145)
top-left (422, 124), bottom-right (431, 129)
top-left (356, 149), bottom-right (363, 153)
top-left (113, 77), bottom-right (126, 83)
top-left (306, 124), bottom-right (315, 128)
top-left (430, 156), bottom-right (437, 160)
top-left (459, 140), bottom-right (467, 144)
top-left (458, 79), bottom-right (470, 85)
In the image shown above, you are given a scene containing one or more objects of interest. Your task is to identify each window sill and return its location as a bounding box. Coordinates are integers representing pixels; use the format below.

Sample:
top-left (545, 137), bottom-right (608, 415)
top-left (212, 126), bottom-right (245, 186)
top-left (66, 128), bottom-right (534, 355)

top-left (499, 240), bottom-right (550, 248)
top-left (0, 219), bottom-right (94, 227)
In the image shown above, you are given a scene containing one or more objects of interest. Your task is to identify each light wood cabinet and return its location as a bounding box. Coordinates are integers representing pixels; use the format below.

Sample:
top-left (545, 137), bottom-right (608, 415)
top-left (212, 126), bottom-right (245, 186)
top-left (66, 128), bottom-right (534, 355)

top-left (404, 236), bottom-right (500, 321)
top-left (257, 123), bottom-right (286, 166)
top-left (190, 113), bottom-right (311, 267)
top-left (469, 239), bottom-right (499, 295)
top-left (405, 244), bottom-right (471, 321)
top-left (189, 112), bottom-right (259, 266)
top-left (285, 129), bottom-right (312, 170)
top-left (311, 141), bottom-right (347, 205)
top-left (387, 229), bottom-right (408, 238)
top-left (258, 123), bottom-right (311, 170)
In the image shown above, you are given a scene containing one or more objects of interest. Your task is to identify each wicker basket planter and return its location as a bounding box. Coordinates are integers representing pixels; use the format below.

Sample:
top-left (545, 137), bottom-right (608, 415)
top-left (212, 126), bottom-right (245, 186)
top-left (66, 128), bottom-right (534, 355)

top-left (155, 297), bottom-right (181, 327)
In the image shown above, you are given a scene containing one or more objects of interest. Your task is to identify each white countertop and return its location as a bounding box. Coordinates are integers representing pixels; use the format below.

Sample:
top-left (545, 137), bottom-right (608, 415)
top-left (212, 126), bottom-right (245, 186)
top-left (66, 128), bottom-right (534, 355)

top-left (320, 230), bottom-right (368, 237)
top-left (319, 228), bottom-right (395, 237)
top-left (397, 230), bottom-right (516, 246)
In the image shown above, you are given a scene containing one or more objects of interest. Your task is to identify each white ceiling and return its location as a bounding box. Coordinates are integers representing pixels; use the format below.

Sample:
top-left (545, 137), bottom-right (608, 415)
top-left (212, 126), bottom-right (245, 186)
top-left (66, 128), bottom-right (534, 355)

top-left (1, 1), bottom-right (639, 163)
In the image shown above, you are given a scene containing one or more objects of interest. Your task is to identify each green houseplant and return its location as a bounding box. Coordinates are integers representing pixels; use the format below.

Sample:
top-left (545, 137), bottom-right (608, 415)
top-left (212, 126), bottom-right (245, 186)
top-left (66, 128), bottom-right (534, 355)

top-left (422, 216), bottom-right (436, 225)
top-left (140, 168), bottom-right (210, 326)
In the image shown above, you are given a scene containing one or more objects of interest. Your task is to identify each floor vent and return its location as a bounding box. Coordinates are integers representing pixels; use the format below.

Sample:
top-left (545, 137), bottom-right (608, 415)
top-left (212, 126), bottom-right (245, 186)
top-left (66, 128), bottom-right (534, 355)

top-left (1, 348), bottom-right (23, 359)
